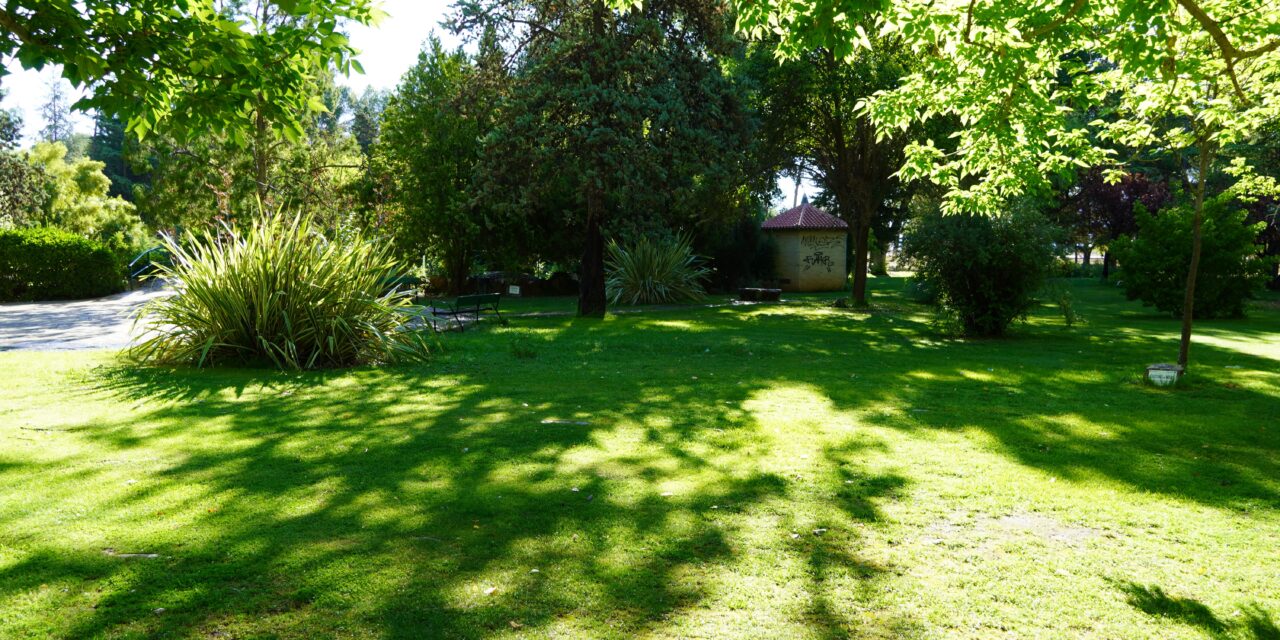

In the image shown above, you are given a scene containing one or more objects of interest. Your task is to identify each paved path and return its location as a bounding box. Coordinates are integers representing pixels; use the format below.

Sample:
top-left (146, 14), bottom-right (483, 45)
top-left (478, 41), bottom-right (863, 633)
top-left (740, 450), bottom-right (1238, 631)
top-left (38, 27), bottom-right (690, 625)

top-left (0, 290), bottom-right (784, 351)
top-left (0, 285), bottom-right (169, 351)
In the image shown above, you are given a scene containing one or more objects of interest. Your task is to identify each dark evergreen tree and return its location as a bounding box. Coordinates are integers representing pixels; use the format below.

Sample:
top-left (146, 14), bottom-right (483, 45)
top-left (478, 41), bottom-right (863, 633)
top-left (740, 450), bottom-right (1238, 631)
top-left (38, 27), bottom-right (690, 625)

top-left (89, 113), bottom-right (149, 201)
top-left (454, 0), bottom-right (756, 317)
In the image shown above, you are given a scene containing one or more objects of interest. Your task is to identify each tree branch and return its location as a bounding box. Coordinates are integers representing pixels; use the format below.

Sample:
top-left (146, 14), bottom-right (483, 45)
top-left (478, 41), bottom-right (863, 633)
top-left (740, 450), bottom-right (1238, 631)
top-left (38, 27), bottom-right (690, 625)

top-left (1175, 0), bottom-right (1280, 102)
top-left (1177, 0), bottom-right (1280, 60)
top-left (1025, 0), bottom-right (1088, 39)
top-left (0, 9), bottom-right (37, 46)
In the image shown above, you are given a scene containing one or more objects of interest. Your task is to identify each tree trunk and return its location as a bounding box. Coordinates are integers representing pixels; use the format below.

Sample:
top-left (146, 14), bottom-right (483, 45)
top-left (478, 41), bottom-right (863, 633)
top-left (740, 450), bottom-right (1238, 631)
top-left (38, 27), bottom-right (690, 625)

top-left (1102, 251), bottom-right (1113, 280)
top-left (850, 203), bottom-right (873, 307)
top-left (253, 107), bottom-right (271, 207)
top-left (577, 0), bottom-right (608, 319)
top-left (578, 188), bottom-right (607, 318)
top-left (1178, 146), bottom-right (1213, 370)
top-left (445, 247), bottom-right (470, 296)
top-left (1082, 243), bottom-right (1093, 269)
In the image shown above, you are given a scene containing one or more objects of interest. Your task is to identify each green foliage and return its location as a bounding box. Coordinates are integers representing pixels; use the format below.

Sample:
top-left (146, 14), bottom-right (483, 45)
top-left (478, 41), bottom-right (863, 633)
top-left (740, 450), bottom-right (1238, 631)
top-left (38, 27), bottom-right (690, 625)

top-left (1114, 198), bottom-right (1275, 319)
top-left (2, 1), bottom-right (381, 146)
top-left (1042, 280), bottom-right (1081, 328)
top-left (37, 80), bottom-right (74, 145)
top-left (18, 141), bottom-right (149, 252)
top-left (89, 113), bottom-right (148, 201)
top-left (903, 208), bottom-right (1059, 336)
top-left (0, 88), bottom-right (20, 149)
top-left (723, 0), bottom-right (1280, 216)
top-left (348, 87), bottom-right (388, 154)
top-left (133, 72), bottom-right (367, 231)
top-left (463, 0), bottom-right (759, 315)
top-left (605, 234), bottom-right (711, 305)
top-left (0, 153), bottom-right (50, 220)
top-left (129, 212), bottom-right (432, 370)
top-left (0, 226), bottom-right (123, 301)
top-left (377, 36), bottom-right (497, 291)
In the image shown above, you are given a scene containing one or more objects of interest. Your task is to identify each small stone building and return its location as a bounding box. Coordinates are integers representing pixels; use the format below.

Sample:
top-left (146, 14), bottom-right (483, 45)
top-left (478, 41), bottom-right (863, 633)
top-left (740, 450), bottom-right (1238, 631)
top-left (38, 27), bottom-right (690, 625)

top-left (762, 200), bottom-right (848, 292)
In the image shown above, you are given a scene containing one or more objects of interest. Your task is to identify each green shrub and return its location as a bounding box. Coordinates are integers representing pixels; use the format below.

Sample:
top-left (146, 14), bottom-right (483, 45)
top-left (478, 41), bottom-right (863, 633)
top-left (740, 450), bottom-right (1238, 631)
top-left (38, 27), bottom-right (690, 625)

top-left (902, 208), bottom-right (1058, 336)
top-left (0, 227), bottom-right (124, 301)
top-left (605, 234), bottom-right (712, 305)
top-left (1042, 281), bottom-right (1081, 328)
top-left (129, 212), bottom-right (433, 370)
top-left (1113, 197), bottom-right (1275, 319)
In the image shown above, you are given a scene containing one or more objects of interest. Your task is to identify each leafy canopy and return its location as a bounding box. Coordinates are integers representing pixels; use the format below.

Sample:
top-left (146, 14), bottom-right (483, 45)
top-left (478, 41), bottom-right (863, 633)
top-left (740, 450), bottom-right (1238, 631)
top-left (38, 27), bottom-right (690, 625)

top-left (713, 0), bottom-right (1280, 213)
top-left (1, 1), bottom-right (383, 144)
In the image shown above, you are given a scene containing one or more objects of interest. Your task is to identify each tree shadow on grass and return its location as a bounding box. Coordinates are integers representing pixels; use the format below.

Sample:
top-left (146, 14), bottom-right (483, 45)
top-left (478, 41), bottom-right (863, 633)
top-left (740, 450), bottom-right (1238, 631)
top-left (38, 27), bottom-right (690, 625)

top-left (3, 280), bottom-right (1277, 637)
top-left (0, 336), bottom-right (917, 638)
top-left (1118, 582), bottom-right (1280, 640)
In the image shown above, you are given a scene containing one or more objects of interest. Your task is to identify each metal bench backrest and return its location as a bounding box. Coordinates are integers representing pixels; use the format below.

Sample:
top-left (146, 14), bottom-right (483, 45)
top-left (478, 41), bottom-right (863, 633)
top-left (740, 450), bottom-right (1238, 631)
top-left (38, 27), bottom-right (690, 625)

top-left (455, 293), bottom-right (500, 308)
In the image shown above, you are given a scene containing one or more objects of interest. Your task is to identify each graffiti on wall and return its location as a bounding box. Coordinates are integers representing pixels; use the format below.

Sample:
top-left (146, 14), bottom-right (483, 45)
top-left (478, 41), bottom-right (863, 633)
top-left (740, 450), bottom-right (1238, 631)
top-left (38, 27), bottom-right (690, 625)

top-left (803, 252), bottom-right (835, 272)
top-left (800, 234), bottom-right (843, 273)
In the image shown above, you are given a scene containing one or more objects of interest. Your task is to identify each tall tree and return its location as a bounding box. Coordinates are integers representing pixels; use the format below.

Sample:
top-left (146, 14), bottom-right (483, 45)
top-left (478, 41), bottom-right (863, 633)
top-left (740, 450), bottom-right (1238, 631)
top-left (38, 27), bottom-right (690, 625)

top-left (0, 156), bottom-right (48, 222)
top-left (89, 113), bottom-right (149, 201)
top-left (378, 36), bottom-right (502, 292)
top-left (727, 0), bottom-right (1280, 370)
top-left (349, 88), bottom-right (388, 154)
top-left (1057, 168), bottom-right (1172, 279)
top-left (38, 80), bottom-right (74, 145)
top-left (747, 39), bottom-right (912, 305)
top-left (456, 0), bottom-right (751, 316)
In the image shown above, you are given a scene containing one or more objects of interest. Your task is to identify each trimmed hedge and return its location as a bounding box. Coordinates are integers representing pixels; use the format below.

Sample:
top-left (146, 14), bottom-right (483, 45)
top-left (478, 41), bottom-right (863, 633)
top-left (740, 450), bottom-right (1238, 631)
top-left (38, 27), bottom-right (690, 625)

top-left (0, 227), bottom-right (125, 301)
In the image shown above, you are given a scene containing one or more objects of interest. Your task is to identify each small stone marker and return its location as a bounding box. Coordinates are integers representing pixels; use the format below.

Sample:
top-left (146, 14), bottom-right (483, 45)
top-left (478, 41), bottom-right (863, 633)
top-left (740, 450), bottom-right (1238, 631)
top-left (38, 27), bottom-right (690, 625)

top-left (1145, 363), bottom-right (1184, 387)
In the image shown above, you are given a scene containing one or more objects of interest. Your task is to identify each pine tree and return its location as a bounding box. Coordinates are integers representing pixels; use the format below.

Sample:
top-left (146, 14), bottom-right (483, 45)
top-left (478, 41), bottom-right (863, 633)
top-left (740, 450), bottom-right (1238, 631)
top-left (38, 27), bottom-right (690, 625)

top-left (38, 80), bottom-right (74, 145)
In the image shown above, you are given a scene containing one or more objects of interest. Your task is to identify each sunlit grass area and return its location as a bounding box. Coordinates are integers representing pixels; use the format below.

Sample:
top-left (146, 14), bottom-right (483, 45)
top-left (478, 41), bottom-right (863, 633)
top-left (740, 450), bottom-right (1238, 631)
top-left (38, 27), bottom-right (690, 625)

top-left (2, 278), bottom-right (1278, 638)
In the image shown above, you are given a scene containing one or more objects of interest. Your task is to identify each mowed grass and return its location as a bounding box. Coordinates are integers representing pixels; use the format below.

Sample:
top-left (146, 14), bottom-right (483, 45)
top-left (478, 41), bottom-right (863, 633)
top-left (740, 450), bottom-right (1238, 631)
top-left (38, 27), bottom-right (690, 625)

top-left (1, 278), bottom-right (1278, 639)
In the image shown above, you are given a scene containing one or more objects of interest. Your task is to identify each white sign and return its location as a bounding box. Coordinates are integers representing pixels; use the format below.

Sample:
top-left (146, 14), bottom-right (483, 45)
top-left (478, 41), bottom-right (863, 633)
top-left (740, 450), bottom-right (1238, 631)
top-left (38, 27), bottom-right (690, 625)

top-left (1147, 368), bottom-right (1179, 386)
top-left (508, 285), bottom-right (521, 296)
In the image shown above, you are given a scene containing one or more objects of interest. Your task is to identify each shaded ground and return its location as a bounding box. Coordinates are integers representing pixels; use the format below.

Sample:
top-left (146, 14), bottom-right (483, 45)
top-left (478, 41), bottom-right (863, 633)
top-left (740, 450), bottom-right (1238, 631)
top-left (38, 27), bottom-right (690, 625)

top-left (0, 284), bottom-right (169, 351)
top-left (0, 278), bottom-right (1277, 639)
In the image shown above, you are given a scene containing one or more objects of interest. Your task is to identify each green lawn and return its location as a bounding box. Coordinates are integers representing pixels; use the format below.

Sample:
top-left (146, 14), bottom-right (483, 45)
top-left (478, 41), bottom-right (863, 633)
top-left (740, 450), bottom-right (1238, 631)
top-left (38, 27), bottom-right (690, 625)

top-left (2, 278), bottom-right (1278, 639)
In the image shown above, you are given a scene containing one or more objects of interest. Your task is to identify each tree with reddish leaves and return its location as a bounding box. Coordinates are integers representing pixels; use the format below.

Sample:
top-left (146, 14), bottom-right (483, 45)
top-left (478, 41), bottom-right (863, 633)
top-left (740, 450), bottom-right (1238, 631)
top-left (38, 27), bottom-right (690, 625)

top-left (1058, 168), bottom-right (1172, 280)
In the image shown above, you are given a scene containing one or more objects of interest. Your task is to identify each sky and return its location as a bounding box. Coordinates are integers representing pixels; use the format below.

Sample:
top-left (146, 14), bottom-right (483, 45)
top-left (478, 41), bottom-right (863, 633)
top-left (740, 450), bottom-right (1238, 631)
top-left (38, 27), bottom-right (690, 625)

top-left (1, 0), bottom-right (806, 205)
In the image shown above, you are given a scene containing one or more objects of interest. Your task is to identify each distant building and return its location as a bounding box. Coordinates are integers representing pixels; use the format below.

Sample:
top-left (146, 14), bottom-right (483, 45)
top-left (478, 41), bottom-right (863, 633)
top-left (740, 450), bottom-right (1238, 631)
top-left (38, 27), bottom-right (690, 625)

top-left (762, 198), bottom-right (848, 292)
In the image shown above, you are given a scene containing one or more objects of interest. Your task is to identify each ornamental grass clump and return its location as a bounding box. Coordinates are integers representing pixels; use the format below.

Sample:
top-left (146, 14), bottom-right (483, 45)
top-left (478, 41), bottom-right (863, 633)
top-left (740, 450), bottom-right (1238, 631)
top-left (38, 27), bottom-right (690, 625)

top-left (129, 212), bottom-right (431, 369)
top-left (605, 234), bottom-right (712, 305)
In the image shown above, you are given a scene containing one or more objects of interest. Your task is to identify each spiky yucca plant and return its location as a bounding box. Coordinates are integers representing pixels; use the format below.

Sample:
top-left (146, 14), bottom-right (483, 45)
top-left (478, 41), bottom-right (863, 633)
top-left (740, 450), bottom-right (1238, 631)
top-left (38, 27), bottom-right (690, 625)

top-left (605, 234), bottom-right (712, 305)
top-left (129, 212), bottom-right (431, 369)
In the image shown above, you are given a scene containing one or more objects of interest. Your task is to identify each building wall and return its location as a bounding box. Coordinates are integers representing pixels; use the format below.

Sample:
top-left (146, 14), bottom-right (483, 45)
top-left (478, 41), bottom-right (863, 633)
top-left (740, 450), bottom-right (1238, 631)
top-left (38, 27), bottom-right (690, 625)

top-left (771, 231), bottom-right (847, 292)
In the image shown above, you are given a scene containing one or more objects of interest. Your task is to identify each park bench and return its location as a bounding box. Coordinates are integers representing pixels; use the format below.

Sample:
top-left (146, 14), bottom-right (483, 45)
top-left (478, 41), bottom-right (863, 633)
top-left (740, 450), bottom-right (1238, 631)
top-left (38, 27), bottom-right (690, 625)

top-left (738, 287), bottom-right (782, 302)
top-left (424, 293), bottom-right (507, 332)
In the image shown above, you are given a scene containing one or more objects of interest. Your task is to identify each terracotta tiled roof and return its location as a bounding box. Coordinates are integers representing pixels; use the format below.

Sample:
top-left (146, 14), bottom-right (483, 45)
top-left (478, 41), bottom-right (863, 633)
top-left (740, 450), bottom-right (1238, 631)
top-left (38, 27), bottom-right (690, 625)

top-left (762, 202), bottom-right (848, 230)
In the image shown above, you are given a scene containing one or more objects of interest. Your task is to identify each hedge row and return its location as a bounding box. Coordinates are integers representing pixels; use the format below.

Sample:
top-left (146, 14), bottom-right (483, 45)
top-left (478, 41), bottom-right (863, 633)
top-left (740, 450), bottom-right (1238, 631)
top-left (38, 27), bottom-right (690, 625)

top-left (0, 227), bottom-right (125, 302)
